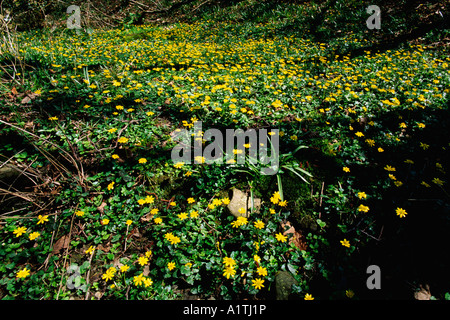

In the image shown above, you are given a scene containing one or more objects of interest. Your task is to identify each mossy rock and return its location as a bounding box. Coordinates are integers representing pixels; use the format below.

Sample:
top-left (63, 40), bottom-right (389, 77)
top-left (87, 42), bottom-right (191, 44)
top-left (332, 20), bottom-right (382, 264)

top-left (275, 270), bottom-right (298, 300)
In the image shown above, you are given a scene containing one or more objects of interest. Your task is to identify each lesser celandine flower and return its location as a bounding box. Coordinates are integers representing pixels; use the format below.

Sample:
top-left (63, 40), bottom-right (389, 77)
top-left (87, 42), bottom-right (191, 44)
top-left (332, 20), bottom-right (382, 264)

top-left (358, 204), bottom-right (370, 213)
top-left (304, 293), bottom-right (314, 300)
top-left (154, 217), bottom-right (162, 224)
top-left (396, 207), bottom-right (407, 218)
top-left (340, 239), bottom-right (350, 248)
top-left (75, 210), bottom-right (84, 217)
top-left (275, 233), bottom-right (287, 242)
top-left (251, 278), bottom-right (264, 290)
top-left (29, 232), bottom-right (40, 241)
top-left (357, 192), bottom-right (367, 199)
top-left (254, 220), bottom-right (265, 229)
top-left (256, 266), bottom-right (268, 277)
top-left (85, 246), bottom-right (95, 255)
top-left (167, 262), bottom-right (176, 271)
top-left (13, 226), bottom-right (27, 237)
top-left (37, 215), bottom-right (49, 225)
top-left (16, 267), bottom-right (30, 279)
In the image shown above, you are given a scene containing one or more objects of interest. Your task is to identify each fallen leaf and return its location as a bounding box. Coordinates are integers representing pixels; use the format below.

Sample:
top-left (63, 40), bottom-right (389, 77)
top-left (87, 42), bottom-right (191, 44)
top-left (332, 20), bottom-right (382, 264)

top-left (97, 202), bottom-right (107, 214)
top-left (281, 221), bottom-right (307, 251)
top-left (140, 213), bottom-right (154, 222)
top-left (11, 87), bottom-right (18, 96)
top-left (52, 235), bottom-right (70, 254)
top-left (414, 284), bottom-right (431, 300)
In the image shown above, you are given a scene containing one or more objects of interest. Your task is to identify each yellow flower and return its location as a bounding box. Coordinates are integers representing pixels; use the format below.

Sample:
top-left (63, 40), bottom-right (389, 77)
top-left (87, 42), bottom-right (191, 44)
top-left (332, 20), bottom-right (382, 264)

top-left (138, 158), bottom-right (147, 164)
top-left (223, 257), bottom-right (236, 267)
top-left (145, 250), bottom-right (152, 257)
top-left (357, 192), bottom-right (367, 199)
top-left (13, 226), bottom-right (27, 237)
top-left (115, 105), bottom-right (124, 110)
top-left (174, 162), bottom-right (184, 168)
top-left (167, 262), bottom-right (176, 271)
top-left (37, 215), bottom-right (49, 225)
top-left (394, 181), bottom-right (403, 187)
top-left (85, 246), bottom-right (95, 255)
top-left (16, 267), bottom-right (30, 279)
top-left (184, 171), bottom-right (192, 176)
top-left (133, 273), bottom-right (144, 286)
top-left (75, 210), bottom-right (84, 217)
top-left (388, 174), bottom-right (396, 180)
top-left (340, 239), bottom-right (350, 248)
top-left (48, 116), bottom-right (58, 121)
top-left (143, 277), bottom-right (153, 287)
top-left (120, 265), bottom-right (130, 273)
top-left (304, 293), bottom-right (314, 300)
top-left (346, 289), bottom-right (355, 298)
top-left (177, 212), bottom-right (188, 220)
top-left (254, 255), bottom-right (261, 263)
top-left (419, 142), bottom-right (429, 150)
top-left (432, 178), bottom-right (444, 186)
top-left (275, 233), bottom-right (287, 242)
top-left (256, 266), bottom-right (268, 277)
top-left (355, 131), bottom-right (364, 137)
top-left (101, 218), bottom-right (110, 225)
top-left (278, 200), bottom-right (288, 207)
top-left (358, 204), bottom-right (370, 213)
top-left (190, 210), bottom-right (199, 218)
top-left (29, 232), bottom-right (40, 241)
top-left (343, 167), bottom-right (350, 172)
top-left (154, 217), bottom-right (162, 224)
top-left (396, 207), bottom-right (407, 218)
top-left (108, 128), bottom-right (117, 133)
top-left (170, 201), bottom-right (176, 207)
top-left (187, 197), bottom-right (195, 204)
top-left (384, 165), bottom-right (396, 172)
top-left (138, 256), bottom-right (149, 266)
top-left (221, 197), bottom-right (230, 205)
top-left (238, 207), bottom-right (246, 215)
top-left (377, 147), bottom-right (384, 153)
top-left (111, 154), bottom-right (120, 159)
top-left (421, 181), bottom-right (431, 188)
top-left (223, 267), bottom-right (236, 279)
top-left (107, 181), bottom-right (115, 190)
top-left (254, 220), bottom-right (265, 229)
top-left (102, 270), bottom-right (115, 282)
top-left (126, 220), bottom-right (132, 226)
top-left (117, 137), bottom-right (129, 144)
top-left (251, 278), bottom-right (265, 290)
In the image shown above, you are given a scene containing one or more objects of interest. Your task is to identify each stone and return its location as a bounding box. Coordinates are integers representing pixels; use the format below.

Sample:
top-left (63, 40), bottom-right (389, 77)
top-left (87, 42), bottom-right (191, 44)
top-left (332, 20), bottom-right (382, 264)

top-left (275, 270), bottom-right (298, 300)
top-left (227, 187), bottom-right (261, 218)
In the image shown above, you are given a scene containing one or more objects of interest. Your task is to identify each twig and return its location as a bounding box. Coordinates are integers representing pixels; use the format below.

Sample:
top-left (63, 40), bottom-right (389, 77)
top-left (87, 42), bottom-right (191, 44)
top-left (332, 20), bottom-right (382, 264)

top-left (318, 181), bottom-right (325, 218)
top-left (56, 211), bottom-right (76, 300)
top-left (84, 250), bottom-right (95, 300)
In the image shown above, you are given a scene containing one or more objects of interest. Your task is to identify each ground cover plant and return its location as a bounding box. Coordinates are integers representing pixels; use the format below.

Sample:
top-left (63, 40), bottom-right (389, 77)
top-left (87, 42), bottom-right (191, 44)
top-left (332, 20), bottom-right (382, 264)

top-left (0, 0), bottom-right (449, 300)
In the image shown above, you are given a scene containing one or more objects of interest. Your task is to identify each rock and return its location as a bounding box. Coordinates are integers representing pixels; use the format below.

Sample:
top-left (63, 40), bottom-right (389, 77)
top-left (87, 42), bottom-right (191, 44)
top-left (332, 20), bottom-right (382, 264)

top-left (275, 270), bottom-right (298, 300)
top-left (227, 187), bottom-right (261, 218)
top-left (0, 164), bottom-right (20, 179)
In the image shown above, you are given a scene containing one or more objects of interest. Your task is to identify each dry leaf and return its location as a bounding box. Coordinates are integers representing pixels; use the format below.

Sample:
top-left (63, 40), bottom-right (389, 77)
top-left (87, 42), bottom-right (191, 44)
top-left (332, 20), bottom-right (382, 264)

top-left (140, 213), bottom-right (154, 222)
top-left (11, 87), bottom-right (18, 96)
top-left (52, 235), bottom-right (70, 254)
top-left (281, 221), bottom-right (307, 250)
top-left (414, 284), bottom-right (431, 300)
top-left (97, 201), bottom-right (107, 214)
